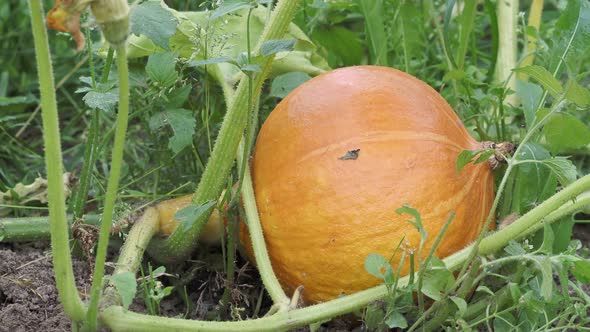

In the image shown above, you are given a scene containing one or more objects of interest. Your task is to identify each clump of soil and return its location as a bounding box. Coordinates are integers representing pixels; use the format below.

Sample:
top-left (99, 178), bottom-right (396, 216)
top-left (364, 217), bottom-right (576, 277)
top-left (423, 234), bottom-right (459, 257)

top-left (0, 242), bottom-right (91, 332)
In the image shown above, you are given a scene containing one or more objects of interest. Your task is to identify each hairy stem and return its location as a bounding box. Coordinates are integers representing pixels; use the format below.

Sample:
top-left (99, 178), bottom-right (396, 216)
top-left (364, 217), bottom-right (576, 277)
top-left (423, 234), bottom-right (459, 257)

top-left (27, 0), bottom-right (86, 321)
top-left (101, 207), bottom-right (159, 308)
top-left (84, 46), bottom-right (130, 330)
top-left (237, 140), bottom-right (290, 307)
top-left (148, 0), bottom-right (301, 263)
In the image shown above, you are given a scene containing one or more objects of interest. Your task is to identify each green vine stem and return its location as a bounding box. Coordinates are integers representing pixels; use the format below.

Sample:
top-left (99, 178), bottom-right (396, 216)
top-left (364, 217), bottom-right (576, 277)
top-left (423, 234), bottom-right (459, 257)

top-left (148, 0), bottom-right (301, 263)
top-left (236, 140), bottom-right (290, 307)
top-left (27, 0), bottom-right (86, 321)
top-left (100, 173), bottom-right (590, 331)
top-left (84, 45), bottom-right (130, 330)
top-left (0, 215), bottom-right (101, 242)
top-left (101, 207), bottom-right (159, 308)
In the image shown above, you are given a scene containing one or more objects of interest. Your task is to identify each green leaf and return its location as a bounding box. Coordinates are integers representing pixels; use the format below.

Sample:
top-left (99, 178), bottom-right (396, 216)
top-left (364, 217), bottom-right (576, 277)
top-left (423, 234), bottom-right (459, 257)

top-left (450, 296), bottom-right (467, 317)
top-left (516, 81), bottom-right (543, 129)
top-left (565, 80), bottom-right (590, 107)
top-left (311, 26), bottom-right (363, 67)
top-left (189, 56), bottom-right (234, 67)
top-left (512, 65), bottom-right (563, 98)
top-left (493, 312), bottom-right (516, 332)
top-left (571, 260), bottom-right (590, 283)
top-left (538, 222), bottom-right (555, 255)
top-left (504, 240), bottom-right (526, 256)
top-left (543, 113), bottom-right (590, 153)
top-left (551, 217), bottom-right (575, 253)
top-left (357, 0), bottom-right (388, 66)
top-left (259, 39), bottom-right (296, 56)
top-left (456, 149), bottom-right (494, 173)
top-left (365, 253), bottom-right (392, 281)
top-left (396, 205), bottom-right (426, 241)
top-left (536, 257), bottom-right (553, 301)
top-left (511, 143), bottom-right (557, 214)
top-left (539, 157), bottom-right (577, 187)
top-left (552, 1), bottom-right (590, 66)
top-left (384, 311), bottom-right (408, 329)
top-left (82, 90), bottom-right (119, 113)
top-left (421, 267), bottom-right (453, 301)
top-left (165, 85), bottom-right (191, 109)
top-left (269, 72), bottom-right (310, 98)
top-left (149, 109), bottom-right (196, 154)
top-left (146, 52), bottom-right (178, 88)
top-left (174, 200), bottom-right (217, 232)
top-left (130, 1), bottom-right (178, 50)
top-left (109, 272), bottom-right (137, 310)
top-left (210, 0), bottom-right (255, 20)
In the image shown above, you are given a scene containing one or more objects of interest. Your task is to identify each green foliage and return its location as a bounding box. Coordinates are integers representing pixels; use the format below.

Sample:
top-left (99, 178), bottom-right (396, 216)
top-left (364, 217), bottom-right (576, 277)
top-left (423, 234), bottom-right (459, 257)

top-left (109, 272), bottom-right (137, 310)
top-left (131, 1), bottom-right (179, 49)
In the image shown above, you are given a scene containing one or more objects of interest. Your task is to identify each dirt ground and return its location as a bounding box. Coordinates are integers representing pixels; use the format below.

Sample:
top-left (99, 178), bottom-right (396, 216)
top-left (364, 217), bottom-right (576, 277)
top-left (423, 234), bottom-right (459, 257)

top-left (1, 224), bottom-right (589, 331)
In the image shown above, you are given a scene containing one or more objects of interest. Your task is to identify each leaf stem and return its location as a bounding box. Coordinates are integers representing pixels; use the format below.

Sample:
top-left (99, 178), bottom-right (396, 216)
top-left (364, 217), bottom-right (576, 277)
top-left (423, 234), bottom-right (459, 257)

top-left (27, 0), bottom-right (86, 321)
top-left (84, 45), bottom-right (130, 330)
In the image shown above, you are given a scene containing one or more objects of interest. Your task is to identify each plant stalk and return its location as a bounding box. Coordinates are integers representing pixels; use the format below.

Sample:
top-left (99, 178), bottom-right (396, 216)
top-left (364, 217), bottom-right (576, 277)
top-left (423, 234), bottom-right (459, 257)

top-left (518, 0), bottom-right (544, 82)
top-left (494, 0), bottom-right (519, 106)
top-left (84, 45), bottom-right (130, 331)
top-left (0, 215), bottom-right (102, 242)
top-left (237, 140), bottom-right (290, 307)
top-left (27, 0), bottom-right (86, 321)
top-left (101, 207), bottom-right (159, 308)
top-left (148, 0), bottom-right (301, 263)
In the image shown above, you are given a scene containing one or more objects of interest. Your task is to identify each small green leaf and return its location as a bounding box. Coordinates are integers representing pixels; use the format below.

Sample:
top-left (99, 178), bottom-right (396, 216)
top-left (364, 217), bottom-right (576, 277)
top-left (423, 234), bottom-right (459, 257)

top-left (539, 157), bottom-right (577, 187)
top-left (109, 272), bottom-right (137, 310)
top-left (537, 257), bottom-right (553, 300)
top-left (384, 311), bottom-right (408, 329)
top-left (396, 205), bottom-right (426, 240)
top-left (165, 85), bottom-right (191, 109)
top-left (82, 90), bottom-right (119, 113)
top-left (131, 1), bottom-right (178, 50)
top-left (456, 149), bottom-right (494, 173)
top-left (210, 0), bottom-right (255, 20)
top-left (149, 109), bottom-right (196, 154)
top-left (189, 56), bottom-right (234, 67)
top-left (538, 222), bottom-right (555, 254)
top-left (365, 253), bottom-right (391, 280)
top-left (421, 268), bottom-right (453, 301)
top-left (504, 240), bottom-right (526, 256)
top-left (543, 113), bottom-right (590, 153)
top-left (512, 65), bottom-right (564, 98)
top-left (517, 81), bottom-right (543, 129)
top-left (259, 39), bottom-right (296, 56)
top-left (269, 72), bottom-right (311, 98)
top-left (174, 200), bottom-right (217, 232)
top-left (565, 80), bottom-right (590, 107)
top-left (450, 296), bottom-right (467, 317)
top-left (146, 52), bottom-right (178, 88)
top-left (571, 260), bottom-right (590, 283)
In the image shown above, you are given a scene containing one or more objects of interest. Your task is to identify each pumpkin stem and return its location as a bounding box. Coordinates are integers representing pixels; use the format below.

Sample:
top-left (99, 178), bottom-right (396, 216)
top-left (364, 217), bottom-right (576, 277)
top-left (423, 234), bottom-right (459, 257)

top-left (482, 141), bottom-right (516, 170)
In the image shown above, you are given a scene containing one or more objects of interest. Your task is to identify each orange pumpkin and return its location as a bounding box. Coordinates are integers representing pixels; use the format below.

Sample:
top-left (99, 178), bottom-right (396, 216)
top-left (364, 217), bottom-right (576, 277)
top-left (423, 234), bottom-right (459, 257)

top-left (244, 66), bottom-right (495, 303)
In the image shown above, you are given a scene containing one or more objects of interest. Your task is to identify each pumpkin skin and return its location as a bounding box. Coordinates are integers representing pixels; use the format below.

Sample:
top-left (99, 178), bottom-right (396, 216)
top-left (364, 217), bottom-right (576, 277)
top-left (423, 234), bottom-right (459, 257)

top-left (246, 66), bottom-right (494, 303)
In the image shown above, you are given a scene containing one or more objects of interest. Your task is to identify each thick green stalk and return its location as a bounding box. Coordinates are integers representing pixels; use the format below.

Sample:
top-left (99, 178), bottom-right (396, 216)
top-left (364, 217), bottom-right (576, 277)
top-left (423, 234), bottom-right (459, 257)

top-left (495, 0), bottom-right (519, 107)
top-left (100, 173), bottom-right (590, 331)
top-left (84, 46), bottom-right (130, 330)
top-left (27, 0), bottom-right (86, 321)
top-left (101, 207), bottom-right (159, 308)
top-left (148, 0), bottom-right (301, 263)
